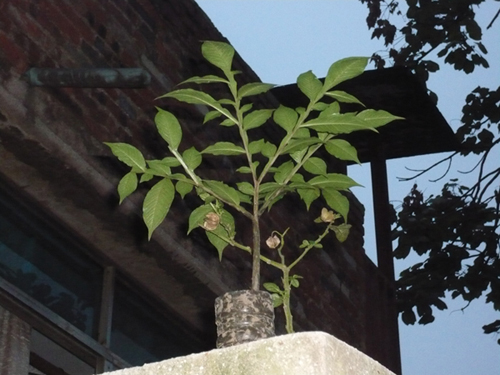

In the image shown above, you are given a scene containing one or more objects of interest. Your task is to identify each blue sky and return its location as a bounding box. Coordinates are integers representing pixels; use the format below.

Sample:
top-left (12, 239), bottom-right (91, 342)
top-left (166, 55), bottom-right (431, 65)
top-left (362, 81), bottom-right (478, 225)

top-left (194, 1), bottom-right (500, 374)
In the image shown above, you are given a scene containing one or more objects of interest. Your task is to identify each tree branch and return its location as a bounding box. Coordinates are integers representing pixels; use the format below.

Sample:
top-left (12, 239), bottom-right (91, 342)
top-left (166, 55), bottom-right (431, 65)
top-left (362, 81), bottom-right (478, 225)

top-left (487, 7), bottom-right (500, 29)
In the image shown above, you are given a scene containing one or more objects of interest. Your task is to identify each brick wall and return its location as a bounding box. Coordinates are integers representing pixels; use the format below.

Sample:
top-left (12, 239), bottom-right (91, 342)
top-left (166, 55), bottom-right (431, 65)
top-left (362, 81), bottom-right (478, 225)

top-left (0, 0), bottom-right (399, 371)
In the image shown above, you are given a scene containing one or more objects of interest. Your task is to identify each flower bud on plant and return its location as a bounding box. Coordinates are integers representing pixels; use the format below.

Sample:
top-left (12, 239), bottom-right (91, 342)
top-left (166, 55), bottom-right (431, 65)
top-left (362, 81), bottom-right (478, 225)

top-left (320, 207), bottom-right (335, 223)
top-left (266, 234), bottom-right (280, 249)
top-left (203, 212), bottom-right (220, 231)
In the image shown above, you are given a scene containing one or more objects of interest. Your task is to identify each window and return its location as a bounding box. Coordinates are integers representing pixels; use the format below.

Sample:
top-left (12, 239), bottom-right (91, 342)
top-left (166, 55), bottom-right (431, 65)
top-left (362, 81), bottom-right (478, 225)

top-left (0, 207), bottom-right (102, 338)
top-left (110, 281), bottom-right (196, 366)
top-left (0, 185), bottom-right (209, 372)
top-left (30, 330), bottom-right (95, 375)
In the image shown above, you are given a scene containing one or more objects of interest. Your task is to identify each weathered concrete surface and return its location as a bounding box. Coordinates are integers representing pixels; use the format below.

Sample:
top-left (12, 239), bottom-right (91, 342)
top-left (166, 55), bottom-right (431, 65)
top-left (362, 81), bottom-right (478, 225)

top-left (108, 332), bottom-right (395, 375)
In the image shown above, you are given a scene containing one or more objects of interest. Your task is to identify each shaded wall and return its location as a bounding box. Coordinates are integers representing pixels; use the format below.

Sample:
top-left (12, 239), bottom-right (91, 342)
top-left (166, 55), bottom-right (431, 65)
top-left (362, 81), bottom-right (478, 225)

top-left (0, 0), bottom-right (399, 372)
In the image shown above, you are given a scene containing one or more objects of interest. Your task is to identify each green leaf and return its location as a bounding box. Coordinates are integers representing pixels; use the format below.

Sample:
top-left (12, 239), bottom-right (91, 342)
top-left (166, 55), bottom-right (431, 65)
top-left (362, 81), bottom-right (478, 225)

top-left (180, 75), bottom-right (228, 85)
top-left (176, 180), bottom-right (193, 199)
top-left (240, 103), bottom-right (253, 114)
top-left (220, 118), bottom-right (236, 127)
top-left (289, 181), bottom-right (312, 190)
top-left (259, 182), bottom-right (281, 195)
top-left (219, 209), bottom-right (236, 236)
top-left (218, 99), bottom-right (235, 106)
top-left (263, 282), bottom-right (282, 294)
top-left (249, 139), bottom-right (265, 154)
top-left (140, 173), bottom-right (154, 183)
top-left (206, 230), bottom-right (230, 260)
top-left (104, 142), bottom-right (146, 172)
top-left (292, 127), bottom-right (311, 138)
top-left (273, 105), bottom-right (298, 133)
top-left (236, 166), bottom-right (252, 174)
top-left (236, 181), bottom-right (254, 196)
top-left (261, 141), bottom-right (277, 159)
top-left (206, 210), bottom-right (235, 260)
top-left (298, 187), bottom-right (321, 210)
top-left (290, 148), bottom-right (308, 164)
top-left (324, 57), bottom-right (368, 91)
top-left (159, 88), bottom-right (216, 106)
top-left (322, 189), bottom-right (350, 222)
top-left (357, 109), bottom-right (404, 127)
top-left (196, 188), bottom-right (215, 203)
top-left (237, 161), bottom-right (259, 173)
top-left (303, 157), bottom-right (327, 175)
top-left (117, 171), bottom-right (138, 204)
top-left (302, 113), bottom-right (370, 135)
top-left (325, 139), bottom-right (360, 164)
top-left (172, 172), bottom-right (191, 182)
top-left (238, 82), bottom-right (275, 98)
top-left (143, 178), bottom-right (175, 239)
top-left (284, 137), bottom-right (320, 155)
top-left (316, 133), bottom-right (327, 142)
top-left (243, 109), bottom-right (274, 130)
top-left (332, 223), bottom-right (351, 243)
top-left (297, 70), bottom-right (322, 101)
top-left (318, 102), bottom-right (340, 118)
top-left (155, 108), bottom-right (182, 150)
top-left (204, 180), bottom-right (240, 206)
top-left (188, 204), bottom-right (214, 234)
top-left (324, 90), bottom-right (365, 106)
top-left (146, 160), bottom-right (172, 177)
top-left (159, 89), bottom-right (233, 119)
top-left (204, 110), bottom-right (222, 124)
top-left (201, 41), bottom-right (235, 75)
top-left (202, 142), bottom-right (245, 156)
top-left (290, 172), bottom-right (304, 183)
top-left (309, 174), bottom-right (361, 190)
top-left (274, 160), bottom-right (294, 183)
top-left (183, 147), bottom-right (202, 171)
top-left (160, 156), bottom-right (181, 167)
top-left (270, 293), bottom-right (283, 308)
top-left (312, 102), bottom-right (329, 111)
top-left (237, 191), bottom-right (252, 204)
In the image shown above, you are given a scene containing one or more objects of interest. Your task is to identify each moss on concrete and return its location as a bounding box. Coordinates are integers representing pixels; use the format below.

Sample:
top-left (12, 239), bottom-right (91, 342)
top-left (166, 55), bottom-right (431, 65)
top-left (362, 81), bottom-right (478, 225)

top-left (107, 331), bottom-right (395, 375)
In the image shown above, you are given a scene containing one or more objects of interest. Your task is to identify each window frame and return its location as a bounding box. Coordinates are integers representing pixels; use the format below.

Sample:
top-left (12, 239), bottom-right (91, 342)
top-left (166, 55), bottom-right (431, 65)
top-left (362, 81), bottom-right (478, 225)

top-left (0, 182), bottom-right (209, 372)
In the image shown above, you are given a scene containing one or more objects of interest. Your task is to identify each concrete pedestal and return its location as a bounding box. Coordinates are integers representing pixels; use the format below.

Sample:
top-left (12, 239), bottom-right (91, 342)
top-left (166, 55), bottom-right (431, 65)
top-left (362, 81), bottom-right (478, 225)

top-left (107, 331), bottom-right (395, 375)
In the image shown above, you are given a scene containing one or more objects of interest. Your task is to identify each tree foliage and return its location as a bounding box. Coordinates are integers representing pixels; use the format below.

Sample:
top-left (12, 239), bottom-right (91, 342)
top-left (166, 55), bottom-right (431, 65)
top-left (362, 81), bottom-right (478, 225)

top-left (360, 0), bottom-right (500, 342)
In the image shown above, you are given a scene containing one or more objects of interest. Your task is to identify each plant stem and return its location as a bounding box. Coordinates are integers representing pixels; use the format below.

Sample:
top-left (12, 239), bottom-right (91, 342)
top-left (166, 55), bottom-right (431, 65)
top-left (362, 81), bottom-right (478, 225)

top-left (228, 79), bottom-right (263, 292)
top-left (289, 223), bottom-right (334, 270)
top-left (276, 239), bottom-right (294, 333)
top-left (251, 213), bottom-right (260, 291)
top-left (281, 267), bottom-right (294, 333)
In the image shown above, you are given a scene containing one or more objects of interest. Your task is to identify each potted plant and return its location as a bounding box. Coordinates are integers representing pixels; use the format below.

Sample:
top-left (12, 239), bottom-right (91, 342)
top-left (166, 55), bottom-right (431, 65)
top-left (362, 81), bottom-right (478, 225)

top-left (105, 41), bottom-right (402, 347)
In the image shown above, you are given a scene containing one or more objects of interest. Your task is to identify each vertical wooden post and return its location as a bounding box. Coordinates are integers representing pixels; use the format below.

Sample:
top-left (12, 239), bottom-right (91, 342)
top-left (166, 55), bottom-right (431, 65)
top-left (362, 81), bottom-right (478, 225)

top-left (0, 305), bottom-right (31, 375)
top-left (97, 267), bottom-right (116, 373)
top-left (371, 157), bottom-right (395, 279)
top-left (370, 149), bottom-right (402, 375)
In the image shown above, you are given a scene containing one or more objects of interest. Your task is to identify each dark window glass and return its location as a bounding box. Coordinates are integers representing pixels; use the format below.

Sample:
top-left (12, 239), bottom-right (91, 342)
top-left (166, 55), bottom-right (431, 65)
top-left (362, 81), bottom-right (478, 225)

top-left (30, 329), bottom-right (95, 375)
top-left (111, 282), bottom-right (198, 366)
top-left (0, 192), bottom-right (102, 338)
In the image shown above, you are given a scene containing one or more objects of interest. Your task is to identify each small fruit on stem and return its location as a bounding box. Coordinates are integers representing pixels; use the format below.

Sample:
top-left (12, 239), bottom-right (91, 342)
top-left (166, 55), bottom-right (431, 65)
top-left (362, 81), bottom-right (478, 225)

top-left (203, 212), bottom-right (220, 231)
top-left (266, 234), bottom-right (281, 249)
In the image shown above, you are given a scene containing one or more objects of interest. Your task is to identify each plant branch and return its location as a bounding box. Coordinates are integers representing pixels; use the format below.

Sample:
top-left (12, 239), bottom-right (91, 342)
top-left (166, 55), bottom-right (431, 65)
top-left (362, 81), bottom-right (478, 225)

top-left (289, 222), bottom-right (335, 270)
top-left (169, 145), bottom-right (253, 219)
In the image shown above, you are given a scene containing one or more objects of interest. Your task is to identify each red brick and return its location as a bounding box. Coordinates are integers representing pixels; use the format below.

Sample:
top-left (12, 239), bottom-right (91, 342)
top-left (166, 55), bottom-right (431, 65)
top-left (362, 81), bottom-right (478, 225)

top-left (0, 32), bottom-right (28, 72)
top-left (0, 0), bottom-right (400, 371)
top-left (55, 1), bottom-right (95, 43)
